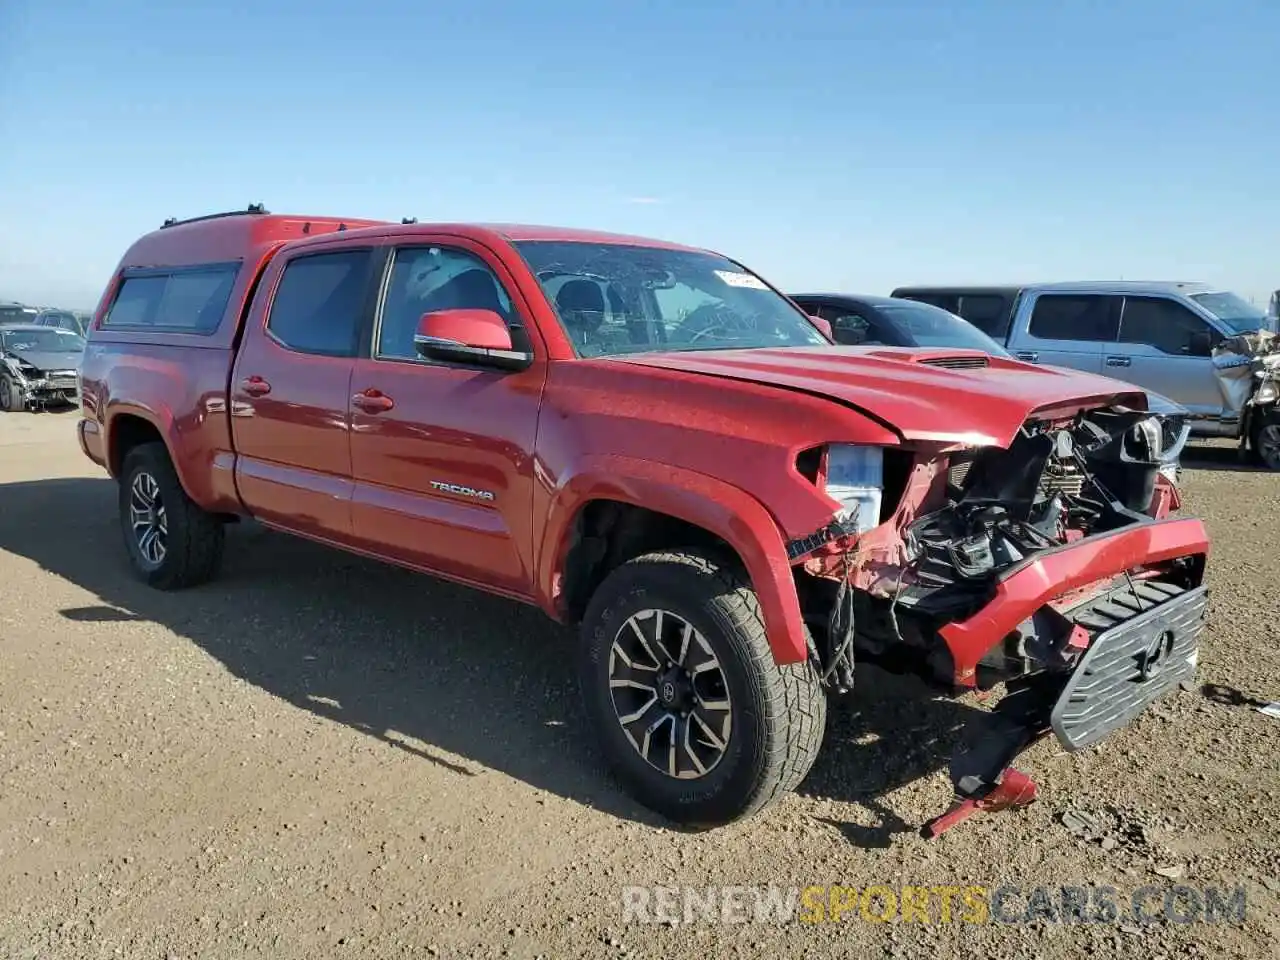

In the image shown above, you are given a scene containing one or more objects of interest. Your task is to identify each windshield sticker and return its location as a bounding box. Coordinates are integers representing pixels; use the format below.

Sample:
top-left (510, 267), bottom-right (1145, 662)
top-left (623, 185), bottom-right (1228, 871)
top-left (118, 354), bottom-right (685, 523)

top-left (714, 270), bottom-right (769, 290)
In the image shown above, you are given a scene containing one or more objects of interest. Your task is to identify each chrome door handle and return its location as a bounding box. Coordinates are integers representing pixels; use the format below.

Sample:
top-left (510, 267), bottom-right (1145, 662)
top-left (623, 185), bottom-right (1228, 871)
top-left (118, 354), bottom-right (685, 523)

top-left (1105, 356), bottom-right (1131, 367)
top-left (352, 389), bottom-right (395, 413)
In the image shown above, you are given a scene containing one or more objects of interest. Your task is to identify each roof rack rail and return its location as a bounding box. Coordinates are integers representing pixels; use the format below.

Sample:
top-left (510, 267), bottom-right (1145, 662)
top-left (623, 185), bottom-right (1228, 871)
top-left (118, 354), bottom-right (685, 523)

top-left (160, 202), bottom-right (269, 229)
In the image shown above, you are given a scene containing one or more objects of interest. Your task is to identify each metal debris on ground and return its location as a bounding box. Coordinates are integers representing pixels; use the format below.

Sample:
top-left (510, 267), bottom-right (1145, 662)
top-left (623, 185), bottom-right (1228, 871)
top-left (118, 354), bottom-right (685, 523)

top-left (1057, 806), bottom-right (1152, 851)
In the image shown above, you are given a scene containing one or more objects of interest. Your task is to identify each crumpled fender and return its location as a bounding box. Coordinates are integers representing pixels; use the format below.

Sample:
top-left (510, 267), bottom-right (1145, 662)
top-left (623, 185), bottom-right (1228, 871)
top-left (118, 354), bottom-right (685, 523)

top-left (537, 454), bottom-right (809, 665)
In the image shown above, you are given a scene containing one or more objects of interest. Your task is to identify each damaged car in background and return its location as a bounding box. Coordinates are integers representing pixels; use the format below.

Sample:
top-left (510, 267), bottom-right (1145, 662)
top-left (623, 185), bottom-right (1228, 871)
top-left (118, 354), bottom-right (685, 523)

top-left (1211, 329), bottom-right (1280, 469)
top-left (0, 323), bottom-right (85, 411)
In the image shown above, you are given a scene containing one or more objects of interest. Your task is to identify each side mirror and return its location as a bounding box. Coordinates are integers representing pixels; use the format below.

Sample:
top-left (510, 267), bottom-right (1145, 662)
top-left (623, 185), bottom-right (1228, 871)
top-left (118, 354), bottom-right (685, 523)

top-left (807, 314), bottom-right (833, 340)
top-left (1185, 330), bottom-right (1214, 356)
top-left (414, 309), bottom-right (533, 371)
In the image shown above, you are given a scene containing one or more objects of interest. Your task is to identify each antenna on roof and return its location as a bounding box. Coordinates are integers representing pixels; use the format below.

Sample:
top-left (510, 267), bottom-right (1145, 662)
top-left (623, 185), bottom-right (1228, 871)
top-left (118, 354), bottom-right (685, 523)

top-left (402, 217), bottom-right (418, 224)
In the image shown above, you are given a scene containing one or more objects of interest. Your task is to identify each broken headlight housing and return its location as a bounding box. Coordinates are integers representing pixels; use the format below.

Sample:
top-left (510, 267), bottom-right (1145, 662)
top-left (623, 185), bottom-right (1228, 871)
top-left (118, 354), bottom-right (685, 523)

top-left (823, 444), bottom-right (884, 535)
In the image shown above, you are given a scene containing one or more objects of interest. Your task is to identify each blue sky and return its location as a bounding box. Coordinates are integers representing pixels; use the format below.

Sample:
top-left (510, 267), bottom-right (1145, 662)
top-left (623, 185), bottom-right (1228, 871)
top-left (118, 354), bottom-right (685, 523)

top-left (2, 0), bottom-right (1277, 309)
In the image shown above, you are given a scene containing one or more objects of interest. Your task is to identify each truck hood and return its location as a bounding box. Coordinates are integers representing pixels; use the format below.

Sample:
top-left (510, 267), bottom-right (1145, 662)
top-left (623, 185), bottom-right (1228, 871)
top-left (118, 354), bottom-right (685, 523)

top-left (613, 346), bottom-right (1151, 448)
top-left (3, 348), bottom-right (82, 373)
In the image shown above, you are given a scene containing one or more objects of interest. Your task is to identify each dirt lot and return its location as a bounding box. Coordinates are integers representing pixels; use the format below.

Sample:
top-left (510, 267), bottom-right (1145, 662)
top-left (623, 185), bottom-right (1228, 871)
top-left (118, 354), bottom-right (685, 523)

top-left (0, 408), bottom-right (1277, 959)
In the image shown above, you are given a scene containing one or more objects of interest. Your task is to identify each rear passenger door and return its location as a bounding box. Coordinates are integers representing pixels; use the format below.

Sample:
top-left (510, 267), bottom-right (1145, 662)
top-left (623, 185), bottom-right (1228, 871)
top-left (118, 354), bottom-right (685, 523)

top-left (229, 244), bottom-right (381, 545)
top-left (1107, 296), bottom-right (1225, 416)
top-left (1011, 293), bottom-right (1116, 375)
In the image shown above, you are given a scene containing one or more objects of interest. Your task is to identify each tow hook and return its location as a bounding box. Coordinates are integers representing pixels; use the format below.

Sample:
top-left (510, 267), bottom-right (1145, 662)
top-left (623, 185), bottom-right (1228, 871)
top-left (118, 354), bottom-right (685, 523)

top-left (920, 767), bottom-right (1039, 838)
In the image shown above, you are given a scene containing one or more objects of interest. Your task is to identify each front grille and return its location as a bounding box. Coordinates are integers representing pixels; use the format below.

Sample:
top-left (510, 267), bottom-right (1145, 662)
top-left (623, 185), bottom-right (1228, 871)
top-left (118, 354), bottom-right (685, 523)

top-left (1051, 580), bottom-right (1208, 751)
top-left (919, 356), bottom-right (990, 369)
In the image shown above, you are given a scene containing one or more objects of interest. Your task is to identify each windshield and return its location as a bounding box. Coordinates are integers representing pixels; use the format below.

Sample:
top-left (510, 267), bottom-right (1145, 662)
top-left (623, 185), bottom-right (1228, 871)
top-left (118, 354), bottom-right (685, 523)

top-left (875, 302), bottom-right (1012, 356)
top-left (1189, 291), bottom-right (1270, 334)
top-left (513, 241), bottom-right (830, 357)
top-left (0, 328), bottom-right (86, 353)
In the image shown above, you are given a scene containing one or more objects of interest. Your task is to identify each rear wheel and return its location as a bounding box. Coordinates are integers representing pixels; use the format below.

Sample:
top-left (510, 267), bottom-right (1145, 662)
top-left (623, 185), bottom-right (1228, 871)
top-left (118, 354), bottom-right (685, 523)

top-left (578, 550), bottom-right (826, 827)
top-left (118, 442), bottom-right (225, 589)
top-left (0, 375), bottom-right (24, 412)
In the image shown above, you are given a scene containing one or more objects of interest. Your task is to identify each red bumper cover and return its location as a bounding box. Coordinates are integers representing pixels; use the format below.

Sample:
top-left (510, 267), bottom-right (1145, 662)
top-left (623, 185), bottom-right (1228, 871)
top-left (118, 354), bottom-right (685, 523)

top-left (939, 517), bottom-right (1210, 687)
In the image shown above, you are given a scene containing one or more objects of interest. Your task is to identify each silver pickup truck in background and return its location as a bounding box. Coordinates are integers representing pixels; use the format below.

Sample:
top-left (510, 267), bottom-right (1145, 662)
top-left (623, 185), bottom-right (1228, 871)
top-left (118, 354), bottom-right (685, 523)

top-left (889, 281), bottom-right (1279, 464)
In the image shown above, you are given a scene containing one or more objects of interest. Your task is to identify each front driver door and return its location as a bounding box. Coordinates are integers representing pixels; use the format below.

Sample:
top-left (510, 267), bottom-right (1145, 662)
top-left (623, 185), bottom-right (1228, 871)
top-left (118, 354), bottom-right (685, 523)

top-left (1106, 295), bottom-right (1225, 417)
top-left (347, 239), bottom-right (547, 599)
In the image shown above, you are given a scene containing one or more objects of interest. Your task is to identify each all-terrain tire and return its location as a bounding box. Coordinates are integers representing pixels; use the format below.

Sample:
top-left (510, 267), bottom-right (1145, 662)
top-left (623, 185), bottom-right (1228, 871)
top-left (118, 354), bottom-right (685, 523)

top-left (0, 375), bottom-right (24, 412)
top-left (118, 441), bottom-right (225, 589)
top-left (578, 549), bottom-right (827, 827)
top-left (1248, 408), bottom-right (1280, 470)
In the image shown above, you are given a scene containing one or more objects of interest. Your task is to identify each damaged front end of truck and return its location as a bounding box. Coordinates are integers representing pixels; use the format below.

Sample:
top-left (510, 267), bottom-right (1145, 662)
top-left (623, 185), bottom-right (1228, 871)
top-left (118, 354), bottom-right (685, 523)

top-left (790, 401), bottom-right (1210, 838)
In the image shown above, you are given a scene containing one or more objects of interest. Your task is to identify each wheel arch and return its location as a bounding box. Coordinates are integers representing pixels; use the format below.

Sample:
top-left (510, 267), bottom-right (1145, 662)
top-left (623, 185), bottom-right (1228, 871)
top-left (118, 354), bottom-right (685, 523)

top-left (538, 455), bottom-right (809, 665)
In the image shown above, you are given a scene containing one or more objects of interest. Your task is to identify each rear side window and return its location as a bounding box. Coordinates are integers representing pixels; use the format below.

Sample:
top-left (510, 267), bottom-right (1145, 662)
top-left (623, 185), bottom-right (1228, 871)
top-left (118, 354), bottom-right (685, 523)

top-left (956, 295), bottom-right (1009, 337)
top-left (1027, 294), bottom-right (1119, 342)
top-left (102, 264), bottom-right (239, 334)
top-left (266, 250), bottom-right (372, 357)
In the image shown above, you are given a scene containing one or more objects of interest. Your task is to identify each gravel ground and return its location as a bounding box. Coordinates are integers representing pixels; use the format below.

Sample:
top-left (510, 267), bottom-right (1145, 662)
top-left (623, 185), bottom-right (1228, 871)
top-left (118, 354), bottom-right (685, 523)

top-left (1, 408), bottom-right (1277, 959)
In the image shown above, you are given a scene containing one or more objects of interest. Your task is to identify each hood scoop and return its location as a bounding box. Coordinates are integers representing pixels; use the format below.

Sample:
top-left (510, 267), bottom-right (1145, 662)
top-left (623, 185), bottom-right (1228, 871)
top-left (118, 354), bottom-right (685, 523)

top-left (916, 354), bottom-right (991, 370)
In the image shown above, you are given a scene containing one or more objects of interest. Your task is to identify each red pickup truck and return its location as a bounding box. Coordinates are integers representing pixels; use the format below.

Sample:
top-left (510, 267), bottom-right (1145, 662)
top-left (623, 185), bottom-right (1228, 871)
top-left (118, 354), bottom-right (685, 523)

top-left (77, 206), bottom-right (1209, 836)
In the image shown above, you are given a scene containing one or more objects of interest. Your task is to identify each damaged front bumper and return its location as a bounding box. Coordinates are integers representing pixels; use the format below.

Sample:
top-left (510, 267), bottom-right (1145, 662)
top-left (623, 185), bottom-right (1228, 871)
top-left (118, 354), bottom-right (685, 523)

top-left (790, 402), bottom-right (1210, 838)
top-left (939, 516), bottom-right (1209, 687)
top-left (922, 517), bottom-right (1209, 837)
top-left (4, 372), bottom-right (79, 408)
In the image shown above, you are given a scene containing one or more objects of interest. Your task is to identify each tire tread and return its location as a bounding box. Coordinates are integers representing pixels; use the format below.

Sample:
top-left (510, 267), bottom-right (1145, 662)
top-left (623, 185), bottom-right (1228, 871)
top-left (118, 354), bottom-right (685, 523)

top-left (582, 548), bottom-right (826, 825)
top-left (120, 442), bottom-right (224, 589)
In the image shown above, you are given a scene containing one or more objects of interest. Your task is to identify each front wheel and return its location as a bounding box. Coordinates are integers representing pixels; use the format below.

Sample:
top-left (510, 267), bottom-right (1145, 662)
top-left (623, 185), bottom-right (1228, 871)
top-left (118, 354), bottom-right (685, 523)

top-left (1249, 408), bottom-right (1280, 470)
top-left (0, 375), bottom-right (25, 412)
top-left (578, 550), bottom-right (827, 827)
top-left (118, 442), bottom-right (225, 589)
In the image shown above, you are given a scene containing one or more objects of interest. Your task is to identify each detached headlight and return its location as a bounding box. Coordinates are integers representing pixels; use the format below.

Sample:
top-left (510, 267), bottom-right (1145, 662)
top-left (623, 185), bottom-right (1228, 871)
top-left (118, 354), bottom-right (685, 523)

top-left (823, 444), bottom-right (884, 534)
top-left (1256, 380), bottom-right (1279, 404)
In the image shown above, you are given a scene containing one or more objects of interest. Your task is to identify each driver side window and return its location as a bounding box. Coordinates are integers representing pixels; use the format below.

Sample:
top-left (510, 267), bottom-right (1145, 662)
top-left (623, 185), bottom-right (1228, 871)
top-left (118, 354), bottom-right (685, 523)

top-left (817, 307), bottom-right (877, 346)
top-left (375, 246), bottom-right (518, 361)
top-left (1118, 297), bottom-right (1217, 356)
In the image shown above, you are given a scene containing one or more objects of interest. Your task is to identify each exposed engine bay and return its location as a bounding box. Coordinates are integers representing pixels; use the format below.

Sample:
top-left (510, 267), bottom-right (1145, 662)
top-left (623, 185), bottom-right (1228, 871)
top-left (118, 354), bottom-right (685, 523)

top-left (798, 407), bottom-right (1187, 660)
top-left (905, 407), bottom-right (1169, 591)
top-left (793, 402), bottom-right (1209, 837)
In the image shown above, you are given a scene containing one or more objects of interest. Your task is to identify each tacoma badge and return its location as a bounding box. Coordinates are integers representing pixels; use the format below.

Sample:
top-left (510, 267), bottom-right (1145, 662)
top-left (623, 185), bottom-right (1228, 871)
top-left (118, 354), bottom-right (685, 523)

top-left (429, 480), bottom-right (496, 501)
